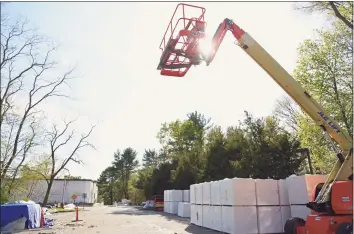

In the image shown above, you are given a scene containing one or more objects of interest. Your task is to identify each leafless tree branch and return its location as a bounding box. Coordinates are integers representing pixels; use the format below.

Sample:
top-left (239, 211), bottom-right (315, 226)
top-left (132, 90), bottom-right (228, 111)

top-left (0, 16), bottom-right (75, 181)
top-left (273, 95), bottom-right (302, 132)
top-left (41, 122), bottom-right (96, 205)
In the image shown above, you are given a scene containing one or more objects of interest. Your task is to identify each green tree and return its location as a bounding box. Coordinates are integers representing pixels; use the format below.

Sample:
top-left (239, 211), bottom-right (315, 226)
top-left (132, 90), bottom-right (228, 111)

top-left (97, 148), bottom-right (139, 204)
top-left (202, 126), bottom-right (235, 181)
top-left (235, 112), bottom-right (304, 179)
top-left (135, 166), bottom-right (154, 199)
top-left (112, 148), bottom-right (139, 199)
top-left (142, 149), bottom-right (159, 167)
top-left (0, 155), bottom-right (51, 203)
top-left (274, 9), bottom-right (353, 172)
top-left (149, 161), bottom-right (177, 196)
top-left (186, 111), bottom-right (212, 135)
top-left (294, 23), bottom-right (352, 136)
top-left (297, 115), bottom-right (336, 173)
top-left (291, 22), bottom-right (352, 171)
top-left (134, 148), bottom-right (174, 199)
top-left (224, 125), bottom-right (251, 178)
top-left (128, 172), bottom-right (148, 203)
top-left (97, 166), bottom-right (116, 205)
top-left (294, 2), bottom-right (353, 29)
top-left (129, 110), bottom-right (307, 200)
top-left (157, 111), bottom-right (211, 157)
top-left (0, 185), bottom-right (10, 204)
top-left (157, 112), bottom-right (210, 186)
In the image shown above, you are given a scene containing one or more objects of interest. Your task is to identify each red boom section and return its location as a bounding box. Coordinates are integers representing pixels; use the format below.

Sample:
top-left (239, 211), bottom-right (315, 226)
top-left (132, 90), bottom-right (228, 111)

top-left (157, 4), bottom-right (206, 77)
top-left (204, 18), bottom-right (245, 65)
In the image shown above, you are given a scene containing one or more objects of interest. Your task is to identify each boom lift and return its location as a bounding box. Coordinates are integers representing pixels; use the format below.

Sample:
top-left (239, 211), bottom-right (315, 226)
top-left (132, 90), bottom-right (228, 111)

top-left (157, 4), bottom-right (353, 234)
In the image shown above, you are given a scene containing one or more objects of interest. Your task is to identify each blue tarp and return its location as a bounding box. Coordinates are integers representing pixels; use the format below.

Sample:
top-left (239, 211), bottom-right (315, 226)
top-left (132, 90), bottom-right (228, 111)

top-left (0, 203), bottom-right (41, 229)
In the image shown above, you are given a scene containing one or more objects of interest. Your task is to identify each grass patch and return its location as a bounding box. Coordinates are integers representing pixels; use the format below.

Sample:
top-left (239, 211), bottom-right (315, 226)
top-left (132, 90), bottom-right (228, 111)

top-left (48, 207), bottom-right (84, 213)
top-left (56, 208), bottom-right (75, 212)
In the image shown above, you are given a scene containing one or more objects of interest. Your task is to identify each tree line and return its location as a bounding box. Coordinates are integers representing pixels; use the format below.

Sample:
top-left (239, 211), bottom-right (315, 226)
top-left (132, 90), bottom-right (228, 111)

top-left (97, 2), bottom-right (353, 204)
top-left (98, 111), bottom-right (306, 204)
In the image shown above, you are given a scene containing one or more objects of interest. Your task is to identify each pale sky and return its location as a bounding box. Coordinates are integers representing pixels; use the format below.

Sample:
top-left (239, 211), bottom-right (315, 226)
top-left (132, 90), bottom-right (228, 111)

top-left (4, 1), bottom-right (326, 180)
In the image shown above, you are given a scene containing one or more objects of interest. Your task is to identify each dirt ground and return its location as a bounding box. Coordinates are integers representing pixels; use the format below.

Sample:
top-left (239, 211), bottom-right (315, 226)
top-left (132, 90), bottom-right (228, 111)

top-left (16, 205), bottom-right (220, 234)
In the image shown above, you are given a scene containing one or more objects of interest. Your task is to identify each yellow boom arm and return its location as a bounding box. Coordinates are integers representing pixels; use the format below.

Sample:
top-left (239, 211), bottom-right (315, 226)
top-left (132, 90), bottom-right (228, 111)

top-left (205, 19), bottom-right (353, 208)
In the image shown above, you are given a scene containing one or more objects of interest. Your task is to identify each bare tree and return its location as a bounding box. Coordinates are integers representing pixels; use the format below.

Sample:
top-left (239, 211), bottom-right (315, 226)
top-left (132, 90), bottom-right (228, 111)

top-left (273, 95), bottom-right (302, 132)
top-left (294, 2), bottom-right (353, 30)
top-left (41, 120), bottom-right (95, 206)
top-left (1, 13), bottom-right (74, 181)
top-left (25, 180), bottom-right (47, 202)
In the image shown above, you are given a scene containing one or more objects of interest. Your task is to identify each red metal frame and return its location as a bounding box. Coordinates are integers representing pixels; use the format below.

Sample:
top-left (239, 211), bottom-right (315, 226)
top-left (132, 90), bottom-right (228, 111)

top-left (153, 195), bottom-right (164, 211)
top-left (296, 215), bottom-right (353, 234)
top-left (157, 4), bottom-right (206, 77)
top-left (158, 4), bottom-right (206, 52)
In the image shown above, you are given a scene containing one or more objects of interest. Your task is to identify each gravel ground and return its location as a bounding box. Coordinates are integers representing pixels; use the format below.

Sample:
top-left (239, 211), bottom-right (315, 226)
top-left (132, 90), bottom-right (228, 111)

top-left (15, 206), bottom-right (220, 234)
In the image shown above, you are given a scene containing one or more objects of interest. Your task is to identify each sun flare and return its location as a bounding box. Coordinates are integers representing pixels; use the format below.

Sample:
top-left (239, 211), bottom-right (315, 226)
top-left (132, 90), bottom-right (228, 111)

top-left (198, 37), bottom-right (213, 60)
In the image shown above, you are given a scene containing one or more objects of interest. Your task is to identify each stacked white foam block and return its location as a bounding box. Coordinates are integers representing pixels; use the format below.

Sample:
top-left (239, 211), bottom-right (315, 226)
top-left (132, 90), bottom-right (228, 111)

top-left (163, 190), bottom-right (166, 213)
top-left (190, 184), bottom-right (196, 204)
top-left (278, 179), bottom-right (292, 229)
top-left (190, 184), bottom-right (196, 223)
top-left (195, 183), bottom-right (203, 205)
top-left (189, 174), bottom-right (327, 233)
top-left (163, 190), bottom-right (169, 213)
top-left (183, 190), bottom-right (190, 202)
top-left (163, 190), bottom-right (183, 214)
top-left (255, 179), bottom-right (291, 234)
top-left (285, 175), bottom-right (326, 220)
top-left (178, 202), bottom-right (191, 217)
top-left (172, 190), bottom-right (182, 214)
top-left (191, 203), bottom-right (203, 226)
top-left (221, 178), bottom-right (258, 234)
top-left (196, 183), bottom-right (204, 226)
top-left (210, 181), bottom-right (222, 232)
top-left (190, 179), bottom-right (257, 233)
top-left (191, 177), bottom-right (301, 234)
top-left (211, 181), bottom-right (221, 205)
top-left (176, 190), bottom-right (191, 217)
top-left (190, 183), bottom-right (203, 226)
top-left (201, 182), bottom-right (211, 229)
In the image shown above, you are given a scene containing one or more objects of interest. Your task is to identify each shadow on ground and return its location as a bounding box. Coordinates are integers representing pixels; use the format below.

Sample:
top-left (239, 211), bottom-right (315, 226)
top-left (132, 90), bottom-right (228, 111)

top-left (110, 206), bottom-right (189, 224)
top-left (109, 206), bottom-right (220, 234)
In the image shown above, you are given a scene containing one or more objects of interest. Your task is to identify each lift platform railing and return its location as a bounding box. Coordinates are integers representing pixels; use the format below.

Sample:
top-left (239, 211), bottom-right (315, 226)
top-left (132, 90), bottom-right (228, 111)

top-left (157, 4), bottom-right (207, 77)
top-left (158, 3), bottom-right (206, 52)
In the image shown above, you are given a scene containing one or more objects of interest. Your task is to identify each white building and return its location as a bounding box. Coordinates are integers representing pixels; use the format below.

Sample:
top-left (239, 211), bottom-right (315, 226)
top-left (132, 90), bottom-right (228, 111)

top-left (15, 179), bottom-right (98, 204)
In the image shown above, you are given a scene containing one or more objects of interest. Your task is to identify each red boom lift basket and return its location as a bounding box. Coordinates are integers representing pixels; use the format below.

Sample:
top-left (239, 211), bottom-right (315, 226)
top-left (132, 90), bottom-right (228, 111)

top-left (157, 4), bottom-right (206, 77)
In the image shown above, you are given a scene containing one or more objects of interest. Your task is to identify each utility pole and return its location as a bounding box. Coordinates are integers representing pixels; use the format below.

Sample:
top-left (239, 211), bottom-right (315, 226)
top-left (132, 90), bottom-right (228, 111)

top-left (61, 180), bottom-right (68, 207)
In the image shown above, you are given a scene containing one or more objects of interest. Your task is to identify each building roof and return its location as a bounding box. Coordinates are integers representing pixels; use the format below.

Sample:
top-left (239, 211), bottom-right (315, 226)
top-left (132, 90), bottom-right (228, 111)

top-left (54, 178), bottom-right (97, 183)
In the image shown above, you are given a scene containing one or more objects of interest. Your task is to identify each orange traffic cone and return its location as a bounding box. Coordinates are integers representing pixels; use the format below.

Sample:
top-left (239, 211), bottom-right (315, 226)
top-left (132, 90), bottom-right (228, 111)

top-left (72, 206), bottom-right (82, 222)
top-left (75, 207), bottom-right (79, 221)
